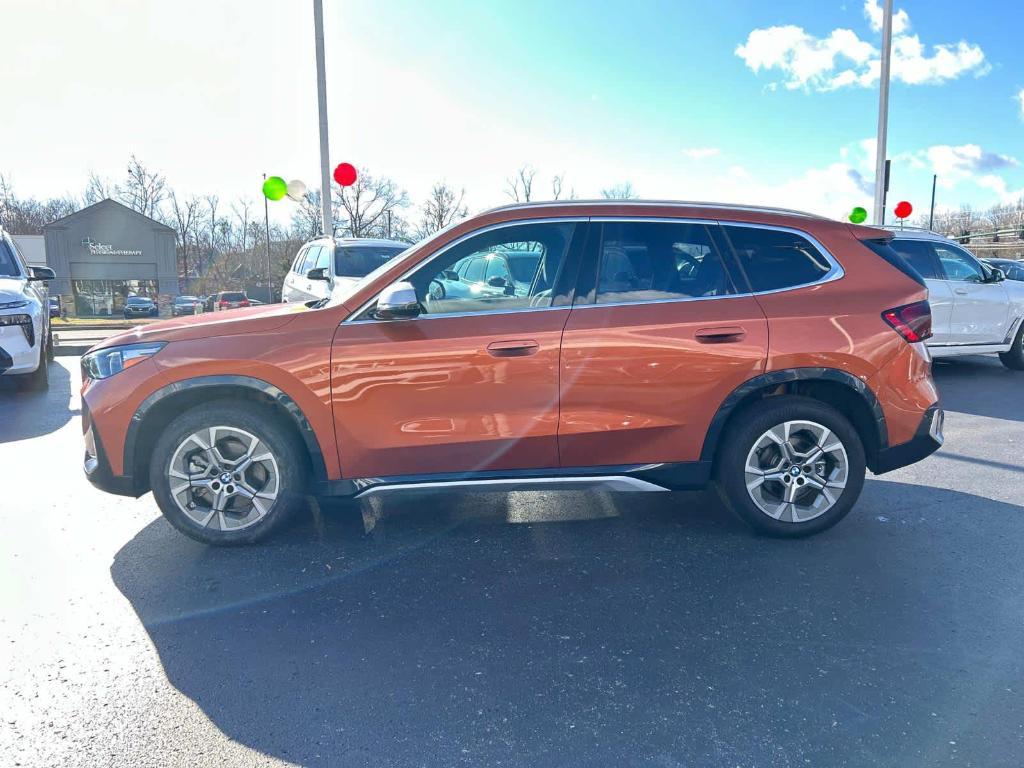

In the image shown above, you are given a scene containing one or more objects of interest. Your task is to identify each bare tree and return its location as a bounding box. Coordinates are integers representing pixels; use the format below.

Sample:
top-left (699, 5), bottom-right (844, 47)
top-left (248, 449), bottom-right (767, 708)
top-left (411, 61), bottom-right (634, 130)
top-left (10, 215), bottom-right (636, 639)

top-left (231, 198), bottom-right (253, 253)
top-left (118, 155), bottom-right (167, 218)
top-left (291, 189), bottom-right (323, 241)
top-left (170, 192), bottom-right (201, 288)
top-left (332, 170), bottom-right (409, 238)
top-left (601, 182), bottom-right (638, 200)
top-left (84, 172), bottom-right (114, 205)
top-left (504, 165), bottom-right (536, 203)
top-left (0, 174), bottom-right (77, 234)
top-left (418, 181), bottom-right (467, 237)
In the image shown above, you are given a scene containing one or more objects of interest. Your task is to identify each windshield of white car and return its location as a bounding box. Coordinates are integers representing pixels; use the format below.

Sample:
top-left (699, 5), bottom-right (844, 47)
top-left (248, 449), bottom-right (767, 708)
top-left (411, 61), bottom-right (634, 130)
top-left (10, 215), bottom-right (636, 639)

top-left (0, 241), bottom-right (20, 277)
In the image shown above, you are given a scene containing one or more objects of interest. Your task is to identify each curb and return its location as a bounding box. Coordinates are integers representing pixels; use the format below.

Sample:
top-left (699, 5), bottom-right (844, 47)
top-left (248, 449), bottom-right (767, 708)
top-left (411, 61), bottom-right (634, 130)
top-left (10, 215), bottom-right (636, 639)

top-left (55, 346), bottom-right (91, 357)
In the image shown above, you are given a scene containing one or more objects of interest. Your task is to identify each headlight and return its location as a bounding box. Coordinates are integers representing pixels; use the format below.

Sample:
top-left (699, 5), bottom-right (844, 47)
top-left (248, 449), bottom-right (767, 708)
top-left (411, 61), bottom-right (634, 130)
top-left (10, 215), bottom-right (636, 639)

top-left (0, 300), bottom-right (30, 311)
top-left (82, 342), bottom-right (166, 380)
top-left (0, 313), bottom-right (34, 345)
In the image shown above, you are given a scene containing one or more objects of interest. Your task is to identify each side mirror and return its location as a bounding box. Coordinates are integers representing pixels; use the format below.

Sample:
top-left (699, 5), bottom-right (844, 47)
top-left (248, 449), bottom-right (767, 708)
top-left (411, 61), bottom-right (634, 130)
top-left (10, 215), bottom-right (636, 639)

top-left (487, 276), bottom-right (508, 288)
top-left (373, 281), bottom-right (420, 320)
top-left (307, 267), bottom-right (330, 281)
top-left (29, 266), bottom-right (56, 281)
top-left (989, 267), bottom-right (1006, 283)
top-left (442, 269), bottom-right (460, 281)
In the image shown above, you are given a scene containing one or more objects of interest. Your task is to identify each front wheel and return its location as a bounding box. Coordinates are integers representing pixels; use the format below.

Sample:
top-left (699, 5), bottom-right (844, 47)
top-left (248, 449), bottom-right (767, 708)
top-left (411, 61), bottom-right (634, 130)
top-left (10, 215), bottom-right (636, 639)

top-left (149, 401), bottom-right (307, 545)
top-left (715, 396), bottom-right (866, 537)
top-left (999, 322), bottom-right (1024, 370)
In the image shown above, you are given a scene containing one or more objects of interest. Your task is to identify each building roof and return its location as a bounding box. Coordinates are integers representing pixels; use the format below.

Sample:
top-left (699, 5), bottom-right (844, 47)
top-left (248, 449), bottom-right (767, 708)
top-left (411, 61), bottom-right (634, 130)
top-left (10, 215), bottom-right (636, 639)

top-left (43, 198), bottom-right (175, 232)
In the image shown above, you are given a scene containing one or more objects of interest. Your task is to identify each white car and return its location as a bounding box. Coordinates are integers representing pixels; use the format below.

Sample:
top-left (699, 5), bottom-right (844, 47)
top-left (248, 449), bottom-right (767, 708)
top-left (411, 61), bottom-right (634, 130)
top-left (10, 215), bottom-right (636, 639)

top-left (282, 237), bottom-right (408, 304)
top-left (0, 228), bottom-right (54, 390)
top-left (882, 228), bottom-right (1024, 369)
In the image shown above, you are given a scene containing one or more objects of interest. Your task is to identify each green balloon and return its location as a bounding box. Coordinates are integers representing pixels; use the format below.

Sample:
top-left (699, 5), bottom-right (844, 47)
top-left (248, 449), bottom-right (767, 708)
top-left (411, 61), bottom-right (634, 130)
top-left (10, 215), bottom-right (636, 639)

top-left (849, 206), bottom-right (868, 224)
top-left (262, 176), bottom-right (287, 201)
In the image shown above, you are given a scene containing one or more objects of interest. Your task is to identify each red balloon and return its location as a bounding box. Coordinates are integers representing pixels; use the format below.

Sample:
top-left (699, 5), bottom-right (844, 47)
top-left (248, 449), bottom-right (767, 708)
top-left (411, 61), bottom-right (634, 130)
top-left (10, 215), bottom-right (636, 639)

top-left (333, 163), bottom-right (357, 187)
top-left (894, 200), bottom-right (913, 219)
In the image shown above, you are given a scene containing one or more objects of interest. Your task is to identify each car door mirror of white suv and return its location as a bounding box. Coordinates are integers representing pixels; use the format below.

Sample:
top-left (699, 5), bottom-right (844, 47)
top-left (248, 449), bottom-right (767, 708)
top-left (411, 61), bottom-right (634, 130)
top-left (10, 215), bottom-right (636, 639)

top-left (373, 281), bottom-right (421, 320)
top-left (307, 267), bottom-right (330, 282)
top-left (29, 266), bottom-right (56, 281)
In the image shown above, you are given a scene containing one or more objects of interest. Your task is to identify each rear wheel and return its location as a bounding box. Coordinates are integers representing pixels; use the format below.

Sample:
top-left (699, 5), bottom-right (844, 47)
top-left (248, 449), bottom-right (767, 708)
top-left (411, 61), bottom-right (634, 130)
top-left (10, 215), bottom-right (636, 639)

top-left (150, 401), bottom-right (307, 545)
top-left (999, 322), bottom-right (1024, 370)
top-left (715, 396), bottom-right (866, 537)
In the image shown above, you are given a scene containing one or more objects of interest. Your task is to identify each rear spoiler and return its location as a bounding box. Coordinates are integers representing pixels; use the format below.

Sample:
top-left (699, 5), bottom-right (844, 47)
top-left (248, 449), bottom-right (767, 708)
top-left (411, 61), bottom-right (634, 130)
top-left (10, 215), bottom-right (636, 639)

top-left (846, 223), bottom-right (892, 241)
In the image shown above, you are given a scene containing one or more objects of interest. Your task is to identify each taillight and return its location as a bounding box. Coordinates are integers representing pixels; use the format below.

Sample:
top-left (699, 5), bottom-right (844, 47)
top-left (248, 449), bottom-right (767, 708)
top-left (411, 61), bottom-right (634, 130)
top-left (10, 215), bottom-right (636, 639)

top-left (219, 300), bottom-right (228, 307)
top-left (240, 300), bottom-right (250, 307)
top-left (882, 300), bottom-right (932, 343)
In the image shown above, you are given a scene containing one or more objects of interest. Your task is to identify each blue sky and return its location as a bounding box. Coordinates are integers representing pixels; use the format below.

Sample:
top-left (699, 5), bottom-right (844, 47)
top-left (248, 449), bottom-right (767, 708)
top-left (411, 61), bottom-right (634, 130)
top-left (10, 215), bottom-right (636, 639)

top-left (2, 0), bottom-right (1021, 223)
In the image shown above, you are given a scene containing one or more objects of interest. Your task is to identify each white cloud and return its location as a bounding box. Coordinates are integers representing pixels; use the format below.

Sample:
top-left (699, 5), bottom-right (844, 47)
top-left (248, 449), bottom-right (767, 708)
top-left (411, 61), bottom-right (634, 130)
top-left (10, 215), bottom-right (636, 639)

top-left (1018, 88), bottom-right (1024, 120)
top-left (977, 174), bottom-right (1024, 205)
top-left (681, 147), bottom-right (720, 160)
top-left (735, 0), bottom-right (988, 92)
top-left (864, 0), bottom-right (910, 35)
top-left (901, 144), bottom-right (1018, 180)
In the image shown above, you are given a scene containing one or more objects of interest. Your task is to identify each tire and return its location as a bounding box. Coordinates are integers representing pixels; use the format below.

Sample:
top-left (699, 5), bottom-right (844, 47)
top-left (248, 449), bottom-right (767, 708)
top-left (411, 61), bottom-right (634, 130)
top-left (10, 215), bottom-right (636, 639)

top-left (46, 329), bottom-right (55, 361)
top-left (999, 322), bottom-right (1024, 370)
top-left (149, 400), bottom-right (308, 545)
top-left (714, 396), bottom-right (866, 538)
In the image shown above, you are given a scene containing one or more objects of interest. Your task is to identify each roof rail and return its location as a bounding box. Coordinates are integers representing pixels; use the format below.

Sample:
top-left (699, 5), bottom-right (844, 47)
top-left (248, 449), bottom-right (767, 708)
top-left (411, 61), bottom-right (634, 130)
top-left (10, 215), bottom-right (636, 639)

top-left (483, 199), bottom-right (826, 220)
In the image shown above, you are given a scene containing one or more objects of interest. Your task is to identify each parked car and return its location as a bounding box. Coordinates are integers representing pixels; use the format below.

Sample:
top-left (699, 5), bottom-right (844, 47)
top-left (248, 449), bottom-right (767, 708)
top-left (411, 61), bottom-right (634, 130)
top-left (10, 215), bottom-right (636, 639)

top-left (123, 296), bottom-right (158, 319)
top-left (212, 291), bottom-right (250, 311)
top-left (82, 200), bottom-right (943, 545)
top-left (0, 227), bottom-right (54, 390)
top-left (48, 296), bottom-right (61, 318)
top-left (983, 258), bottom-right (1024, 282)
top-left (882, 229), bottom-right (1024, 369)
top-left (428, 249), bottom-right (541, 301)
top-left (172, 295), bottom-right (203, 317)
top-left (282, 237), bottom-right (408, 304)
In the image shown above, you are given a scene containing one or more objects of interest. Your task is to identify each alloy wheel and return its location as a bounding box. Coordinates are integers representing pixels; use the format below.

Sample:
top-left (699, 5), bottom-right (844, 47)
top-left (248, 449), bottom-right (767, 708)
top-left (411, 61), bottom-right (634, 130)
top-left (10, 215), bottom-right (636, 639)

top-left (167, 425), bottom-right (280, 531)
top-left (743, 420), bottom-right (849, 523)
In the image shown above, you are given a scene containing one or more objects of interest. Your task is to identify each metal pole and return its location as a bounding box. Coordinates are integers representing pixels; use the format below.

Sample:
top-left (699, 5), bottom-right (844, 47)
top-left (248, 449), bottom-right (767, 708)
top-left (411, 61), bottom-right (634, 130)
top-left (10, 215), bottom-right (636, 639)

top-left (263, 173), bottom-right (272, 301)
top-left (928, 174), bottom-right (937, 230)
top-left (313, 0), bottom-right (333, 237)
top-left (872, 0), bottom-right (894, 226)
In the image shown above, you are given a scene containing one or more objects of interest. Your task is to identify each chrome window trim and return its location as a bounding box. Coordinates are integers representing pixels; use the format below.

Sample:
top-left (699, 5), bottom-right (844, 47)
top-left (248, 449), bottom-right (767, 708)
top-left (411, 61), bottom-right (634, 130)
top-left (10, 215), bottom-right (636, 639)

top-left (718, 220), bottom-right (845, 295)
top-left (344, 216), bottom-right (588, 323)
top-left (570, 292), bottom-right (755, 311)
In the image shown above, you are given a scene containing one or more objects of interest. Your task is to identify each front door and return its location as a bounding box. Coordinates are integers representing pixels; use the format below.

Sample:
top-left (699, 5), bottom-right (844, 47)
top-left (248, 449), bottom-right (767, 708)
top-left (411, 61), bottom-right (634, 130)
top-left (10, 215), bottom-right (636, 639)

top-left (933, 243), bottom-right (1010, 344)
top-left (329, 220), bottom-right (583, 479)
top-left (887, 238), bottom-right (956, 344)
top-left (558, 219), bottom-right (768, 467)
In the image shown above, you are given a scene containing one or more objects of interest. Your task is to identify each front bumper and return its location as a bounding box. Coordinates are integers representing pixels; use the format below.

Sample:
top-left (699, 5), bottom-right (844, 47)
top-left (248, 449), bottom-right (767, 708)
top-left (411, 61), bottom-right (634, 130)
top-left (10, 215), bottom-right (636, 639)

top-left (0, 324), bottom-right (41, 375)
top-left (873, 404), bottom-right (944, 474)
top-left (82, 403), bottom-right (139, 497)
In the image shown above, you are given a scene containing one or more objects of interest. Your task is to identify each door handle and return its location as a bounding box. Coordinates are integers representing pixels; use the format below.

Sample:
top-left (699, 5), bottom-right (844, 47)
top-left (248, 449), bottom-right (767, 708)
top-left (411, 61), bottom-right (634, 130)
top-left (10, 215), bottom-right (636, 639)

top-left (695, 326), bottom-right (746, 344)
top-left (487, 339), bottom-right (540, 357)
top-left (954, 288), bottom-right (969, 295)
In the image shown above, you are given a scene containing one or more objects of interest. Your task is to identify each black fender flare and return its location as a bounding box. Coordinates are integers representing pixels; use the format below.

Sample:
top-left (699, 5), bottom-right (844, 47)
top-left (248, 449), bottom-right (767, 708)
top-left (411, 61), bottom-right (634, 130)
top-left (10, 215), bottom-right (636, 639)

top-left (124, 374), bottom-right (328, 483)
top-left (698, 367), bottom-right (888, 464)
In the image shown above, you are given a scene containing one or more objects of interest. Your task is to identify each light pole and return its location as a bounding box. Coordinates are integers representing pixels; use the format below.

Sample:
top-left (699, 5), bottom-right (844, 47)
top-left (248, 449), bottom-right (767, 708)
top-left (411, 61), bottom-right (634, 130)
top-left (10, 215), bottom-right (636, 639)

top-left (872, 0), bottom-right (894, 225)
top-left (313, 0), bottom-right (333, 237)
top-left (263, 172), bottom-right (272, 301)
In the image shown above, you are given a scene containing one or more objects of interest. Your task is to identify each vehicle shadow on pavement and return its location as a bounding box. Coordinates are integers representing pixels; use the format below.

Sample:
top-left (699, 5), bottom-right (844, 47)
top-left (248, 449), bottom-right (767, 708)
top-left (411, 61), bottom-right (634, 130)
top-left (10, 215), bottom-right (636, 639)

top-left (0, 361), bottom-right (78, 442)
top-left (931, 355), bottom-right (1024, 422)
top-left (111, 482), bottom-right (1024, 767)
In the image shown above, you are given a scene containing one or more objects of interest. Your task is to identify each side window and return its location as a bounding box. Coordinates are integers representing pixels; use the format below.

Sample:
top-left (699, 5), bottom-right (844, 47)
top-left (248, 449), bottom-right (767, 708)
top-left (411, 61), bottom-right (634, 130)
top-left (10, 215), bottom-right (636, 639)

top-left (406, 222), bottom-right (575, 316)
top-left (1011, 264), bottom-right (1024, 281)
top-left (594, 221), bottom-right (736, 304)
top-left (723, 226), bottom-right (835, 292)
top-left (292, 248), bottom-right (308, 274)
top-left (463, 257), bottom-right (485, 283)
top-left (300, 246), bottom-right (321, 275)
top-left (887, 239), bottom-right (941, 279)
top-left (314, 246), bottom-right (331, 271)
top-left (933, 244), bottom-right (984, 283)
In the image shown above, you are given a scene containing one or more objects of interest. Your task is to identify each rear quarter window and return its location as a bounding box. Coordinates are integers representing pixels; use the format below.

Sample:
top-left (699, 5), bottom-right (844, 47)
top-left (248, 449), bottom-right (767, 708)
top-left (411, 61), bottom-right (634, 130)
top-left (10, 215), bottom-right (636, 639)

top-left (862, 239), bottom-right (930, 285)
top-left (722, 226), bottom-right (835, 293)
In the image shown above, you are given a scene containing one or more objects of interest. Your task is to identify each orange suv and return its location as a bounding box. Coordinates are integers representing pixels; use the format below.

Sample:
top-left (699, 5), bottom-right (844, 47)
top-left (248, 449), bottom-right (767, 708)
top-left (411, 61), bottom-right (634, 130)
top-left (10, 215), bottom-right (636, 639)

top-left (81, 201), bottom-right (942, 544)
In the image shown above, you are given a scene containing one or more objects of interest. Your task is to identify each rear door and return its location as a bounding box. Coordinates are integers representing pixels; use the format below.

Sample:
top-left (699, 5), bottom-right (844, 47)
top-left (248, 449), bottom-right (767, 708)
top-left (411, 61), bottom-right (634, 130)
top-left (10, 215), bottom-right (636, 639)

top-left (557, 219), bottom-right (768, 468)
top-left (888, 238), bottom-right (955, 343)
top-left (933, 243), bottom-right (1010, 344)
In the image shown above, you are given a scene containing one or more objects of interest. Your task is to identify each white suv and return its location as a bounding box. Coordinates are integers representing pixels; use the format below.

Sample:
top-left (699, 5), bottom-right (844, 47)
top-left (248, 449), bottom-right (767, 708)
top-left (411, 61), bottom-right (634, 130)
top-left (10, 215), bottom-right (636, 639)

top-left (282, 237), bottom-right (408, 304)
top-left (0, 229), bottom-right (54, 390)
top-left (883, 228), bottom-right (1024, 369)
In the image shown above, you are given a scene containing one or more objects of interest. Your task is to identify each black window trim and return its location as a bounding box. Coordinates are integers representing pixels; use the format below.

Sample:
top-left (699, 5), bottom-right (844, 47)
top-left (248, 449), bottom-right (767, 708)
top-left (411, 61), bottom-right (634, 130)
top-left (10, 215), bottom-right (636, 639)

top-left (344, 217), bottom-right (589, 323)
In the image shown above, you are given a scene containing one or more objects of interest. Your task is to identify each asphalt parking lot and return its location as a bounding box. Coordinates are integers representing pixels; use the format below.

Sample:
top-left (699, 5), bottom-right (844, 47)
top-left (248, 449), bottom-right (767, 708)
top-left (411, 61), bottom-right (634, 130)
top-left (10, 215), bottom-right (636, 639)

top-left (2, 357), bottom-right (1023, 767)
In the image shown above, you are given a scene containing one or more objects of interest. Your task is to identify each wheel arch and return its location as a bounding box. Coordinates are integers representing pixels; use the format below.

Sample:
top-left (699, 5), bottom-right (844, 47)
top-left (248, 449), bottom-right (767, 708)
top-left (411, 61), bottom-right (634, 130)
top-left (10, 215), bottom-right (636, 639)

top-left (124, 375), bottom-right (328, 495)
top-left (700, 368), bottom-right (889, 473)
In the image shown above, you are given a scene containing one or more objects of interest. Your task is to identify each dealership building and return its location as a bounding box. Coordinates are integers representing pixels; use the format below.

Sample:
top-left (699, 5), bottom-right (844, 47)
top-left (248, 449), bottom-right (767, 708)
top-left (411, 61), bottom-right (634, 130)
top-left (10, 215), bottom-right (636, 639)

top-left (22, 199), bottom-right (179, 317)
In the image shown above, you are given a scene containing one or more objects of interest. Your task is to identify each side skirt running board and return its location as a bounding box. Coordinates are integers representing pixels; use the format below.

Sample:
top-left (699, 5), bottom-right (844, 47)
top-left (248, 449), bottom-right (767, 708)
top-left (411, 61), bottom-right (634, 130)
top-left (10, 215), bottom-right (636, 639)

top-left (352, 474), bottom-right (670, 499)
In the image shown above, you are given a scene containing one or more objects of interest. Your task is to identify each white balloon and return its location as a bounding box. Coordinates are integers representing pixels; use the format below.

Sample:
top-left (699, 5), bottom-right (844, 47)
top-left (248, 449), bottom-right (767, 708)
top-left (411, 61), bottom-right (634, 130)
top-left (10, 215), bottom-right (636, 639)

top-left (286, 179), bottom-right (307, 201)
